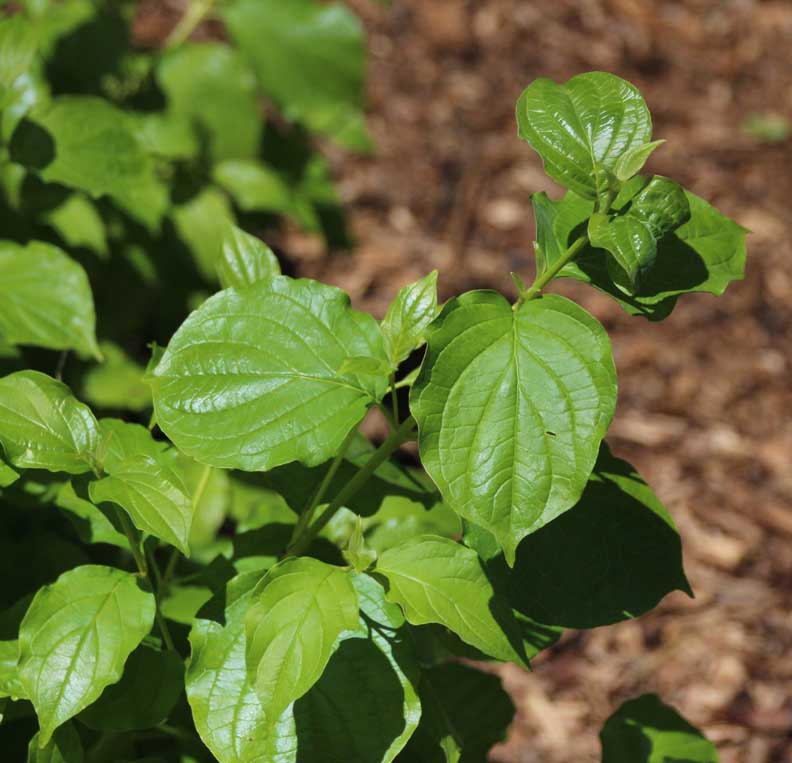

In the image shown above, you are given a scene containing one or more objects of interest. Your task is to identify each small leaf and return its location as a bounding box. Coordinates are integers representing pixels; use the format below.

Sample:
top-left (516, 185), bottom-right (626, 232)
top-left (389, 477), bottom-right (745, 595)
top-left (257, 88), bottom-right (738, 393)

top-left (344, 518), bottom-right (377, 571)
top-left (18, 565), bottom-right (155, 745)
top-left (381, 271), bottom-right (439, 368)
top-left (157, 42), bottom-right (260, 161)
top-left (0, 240), bottom-right (100, 358)
top-left (411, 291), bottom-right (616, 562)
top-left (149, 276), bottom-right (388, 471)
top-left (600, 694), bottom-right (719, 763)
top-left (588, 212), bottom-right (657, 290)
top-left (516, 72), bottom-right (652, 199)
top-left (95, 418), bottom-right (168, 474)
top-left (78, 645), bottom-right (184, 731)
top-left (614, 139), bottom-right (665, 182)
top-left (217, 224), bottom-right (281, 290)
top-left (82, 343), bottom-right (151, 412)
top-left (213, 159), bottom-right (293, 214)
top-left (244, 557), bottom-right (359, 722)
top-left (0, 371), bottom-right (99, 474)
top-left (27, 723), bottom-right (83, 763)
top-left (376, 535), bottom-right (526, 664)
top-left (89, 454), bottom-right (193, 555)
top-left (41, 194), bottom-right (108, 259)
top-left (0, 457), bottom-right (19, 487)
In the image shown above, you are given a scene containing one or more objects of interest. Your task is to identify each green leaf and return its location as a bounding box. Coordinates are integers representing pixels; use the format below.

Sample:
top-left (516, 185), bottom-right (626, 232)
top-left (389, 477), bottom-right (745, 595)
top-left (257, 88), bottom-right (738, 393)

top-left (536, 187), bottom-right (747, 320)
top-left (89, 453), bottom-right (193, 555)
top-left (600, 694), bottom-right (718, 763)
top-left (95, 418), bottom-right (167, 474)
top-left (224, 0), bottom-right (367, 148)
top-left (78, 645), bottom-right (184, 731)
top-left (53, 480), bottom-right (128, 549)
top-left (480, 444), bottom-right (691, 628)
top-left (41, 194), bottom-right (108, 259)
top-left (179, 458), bottom-right (230, 551)
top-left (217, 224), bottom-right (281, 290)
top-left (376, 535), bottom-right (526, 664)
top-left (365, 497), bottom-right (461, 553)
top-left (157, 42), bottom-right (260, 161)
top-left (0, 371), bottom-right (99, 474)
top-left (399, 663), bottom-right (515, 763)
top-left (588, 213), bottom-right (657, 290)
top-left (27, 723), bottom-right (83, 763)
top-left (82, 343), bottom-right (151, 412)
top-left (613, 139), bottom-right (665, 182)
top-left (11, 97), bottom-right (168, 231)
top-left (344, 518), bottom-right (377, 571)
top-left (244, 557), bottom-right (359, 722)
top-left (213, 159), bottom-right (293, 214)
top-left (149, 276), bottom-right (388, 471)
top-left (0, 240), bottom-right (100, 358)
top-left (0, 15), bottom-right (36, 99)
top-left (411, 291), bottom-right (616, 563)
top-left (172, 187), bottom-right (236, 282)
top-left (0, 457), bottom-right (19, 488)
top-left (516, 72), bottom-right (652, 199)
top-left (0, 640), bottom-right (25, 700)
top-left (18, 565), bottom-right (155, 745)
top-left (381, 271), bottom-right (439, 368)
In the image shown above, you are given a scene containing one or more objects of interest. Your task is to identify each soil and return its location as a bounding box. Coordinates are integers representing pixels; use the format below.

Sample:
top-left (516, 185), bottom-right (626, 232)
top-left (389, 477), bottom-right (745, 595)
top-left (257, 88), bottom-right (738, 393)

top-left (147, 2), bottom-right (792, 761)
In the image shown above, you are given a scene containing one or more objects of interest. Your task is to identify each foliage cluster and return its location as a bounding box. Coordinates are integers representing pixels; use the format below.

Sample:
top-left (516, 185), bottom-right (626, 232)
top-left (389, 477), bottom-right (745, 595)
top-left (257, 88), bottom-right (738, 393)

top-left (0, 5), bottom-right (746, 760)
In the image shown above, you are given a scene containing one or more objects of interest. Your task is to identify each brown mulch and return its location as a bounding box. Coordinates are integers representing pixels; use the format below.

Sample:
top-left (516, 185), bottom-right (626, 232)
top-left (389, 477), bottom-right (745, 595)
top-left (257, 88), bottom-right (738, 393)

top-left (147, 2), bottom-right (792, 761)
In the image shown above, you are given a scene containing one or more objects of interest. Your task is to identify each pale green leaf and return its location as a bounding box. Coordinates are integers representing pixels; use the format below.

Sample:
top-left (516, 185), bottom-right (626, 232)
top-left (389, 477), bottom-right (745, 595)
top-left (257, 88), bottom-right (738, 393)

top-left (41, 194), bottom-right (108, 259)
top-left (613, 139), bottom-right (665, 182)
top-left (213, 159), bottom-right (293, 214)
top-left (89, 454), bottom-right (193, 555)
top-left (78, 645), bottom-right (184, 731)
top-left (338, 355), bottom-right (392, 376)
top-left (376, 535), bottom-right (526, 664)
top-left (180, 458), bottom-right (230, 551)
top-left (0, 457), bottom-right (19, 487)
top-left (131, 111), bottom-right (199, 160)
top-left (0, 240), bottom-right (100, 358)
top-left (150, 276), bottom-right (388, 471)
top-left (516, 72), bottom-right (652, 199)
top-left (600, 694), bottom-right (719, 763)
top-left (18, 565), bottom-right (155, 745)
top-left (217, 224), bottom-right (281, 290)
top-left (411, 291), bottom-right (616, 562)
top-left (0, 640), bottom-right (25, 700)
top-left (158, 42), bottom-right (260, 161)
top-left (27, 723), bottom-right (83, 763)
top-left (0, 371), bottom-right (99, 474)
top-left (224, 0), bottom-right (367, 148)
top-left (0, 15), bottom-right (36, 95)
top-left (82, 343), bottom-right (151, 412)
top-left (381, 271), bottom-right (439, 367)
top-left (95, 418), bottom-right (167, 474)
top-left (244, 557), bottom-right (359, 722)
top-left (11, 97), bottom-right (168, 231)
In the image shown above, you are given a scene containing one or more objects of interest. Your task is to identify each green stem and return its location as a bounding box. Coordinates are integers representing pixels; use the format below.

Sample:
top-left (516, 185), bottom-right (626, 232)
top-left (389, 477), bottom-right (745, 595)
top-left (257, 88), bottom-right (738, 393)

top-left (389, 373), bottom-right (400, 426)
top-left (288, 427), bottom-right (358, 549)
top-left (115, 508), bottom-right (175, 651)
top-left (520, 233), bottom-right (589, 302)
top-left (165, 0), bottom-right (215, 48)
top-left (288, 416), bottom-right (417, 556)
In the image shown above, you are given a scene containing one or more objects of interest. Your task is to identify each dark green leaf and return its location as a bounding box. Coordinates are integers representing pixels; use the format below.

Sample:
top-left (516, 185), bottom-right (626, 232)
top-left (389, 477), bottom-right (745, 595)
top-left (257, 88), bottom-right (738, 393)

top-left (27, 723), bottom-right (83, 763)
top-left (149, 277), bottom-right (388, 471)
top-left (18, 565), bottom-right (155, 745)
top-left (600, 694), bottom-right (718, 763)
top-left (411, 291), bottom-right (616, 562)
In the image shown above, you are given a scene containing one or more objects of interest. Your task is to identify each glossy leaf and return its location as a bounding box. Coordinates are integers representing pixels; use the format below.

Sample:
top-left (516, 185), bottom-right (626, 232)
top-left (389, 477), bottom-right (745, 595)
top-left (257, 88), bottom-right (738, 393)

top-left (18, 565), bottom-right (155, 745)
top-left (149, 276), bottom-right (388, 471)
top-left (613, 139), bottom-right (664, 182)
top-left (535, 187), bottom-right (747, 319)
top-left (0, 371), bottom-right (99, 474)
top-left (158, 42), bottom-right (260, 161)
top-left (224, 0), bottom-right (367, 149)
top-left (78, 645), bottom-right (184, 731)
top-left (411, 291), bottom-right (616, 562)
top-left (381, 271), bottom-right (439, 368)
top-left (217, 224), bottom-right (281, 290)
top-left (89, 454), bottom-right (193, 555)
top-left (244, 557), bottom-right (359, 722)
top-left (0, 240), bottom-right (100, 358)
top-left (516, 72), bottom-right (652, 198)
top-left (600, 694), bottom-right (718, 763)
top-left (376, 535), bottom-right (526, 664)
top-left (11, 97), bottom-right (167, 231)
top-left (588, 213), bottom-right (657, 290)
top-left (95, 418), bottom-right (167, 474)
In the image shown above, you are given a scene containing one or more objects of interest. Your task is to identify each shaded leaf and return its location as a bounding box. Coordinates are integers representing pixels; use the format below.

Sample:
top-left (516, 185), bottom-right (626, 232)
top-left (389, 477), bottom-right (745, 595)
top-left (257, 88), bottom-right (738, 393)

top-left (82, 343), bottom-right (151, 412)
top-left (27, 723), bottom-right (83, 763)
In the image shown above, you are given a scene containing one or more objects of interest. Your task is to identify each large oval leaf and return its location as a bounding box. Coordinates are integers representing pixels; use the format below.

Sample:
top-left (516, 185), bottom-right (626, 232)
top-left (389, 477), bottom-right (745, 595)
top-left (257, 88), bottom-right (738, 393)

top-left (411, 292), bottom-right (616, 563)
top-left (516, 72), bottom-right (652, 199)
top-left (150, 276), bottom-right (388, 471)
top-left (0, 371), bottom-right (99, 474)
top-left (376, 535), bottom-right (526, 664)
top-left (244, 557), bottom-right (359, 723)
top-left (0, 240), bottom-right (99, 359)
top-left (18, 565), bottom-right (155, 745)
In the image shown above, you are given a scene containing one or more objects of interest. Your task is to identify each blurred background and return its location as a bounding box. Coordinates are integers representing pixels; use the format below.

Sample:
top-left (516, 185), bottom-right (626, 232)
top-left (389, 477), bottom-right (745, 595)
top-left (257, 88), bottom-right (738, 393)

top-left (30, 0), bottom-right (792, 760)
